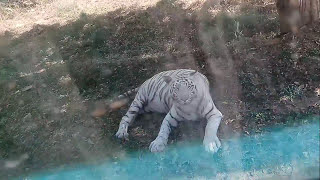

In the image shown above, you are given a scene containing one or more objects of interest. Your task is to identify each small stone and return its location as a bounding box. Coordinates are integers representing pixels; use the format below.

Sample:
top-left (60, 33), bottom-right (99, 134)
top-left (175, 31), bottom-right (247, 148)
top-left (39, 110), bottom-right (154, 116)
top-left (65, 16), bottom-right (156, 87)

top-left (87, 139), bottom-right (94, 145)
top-left (23, 113), bottom-right (32, 122)
top-left (21, 85), bottom-right (33, 92)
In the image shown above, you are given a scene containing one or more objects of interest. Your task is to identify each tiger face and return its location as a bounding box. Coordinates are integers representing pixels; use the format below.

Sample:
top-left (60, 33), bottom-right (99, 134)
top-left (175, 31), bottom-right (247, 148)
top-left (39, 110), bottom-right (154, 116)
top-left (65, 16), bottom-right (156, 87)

top-left (170, 78), bottom-right (197, 105)
top-left (163, 71), bottom-right (198, 105)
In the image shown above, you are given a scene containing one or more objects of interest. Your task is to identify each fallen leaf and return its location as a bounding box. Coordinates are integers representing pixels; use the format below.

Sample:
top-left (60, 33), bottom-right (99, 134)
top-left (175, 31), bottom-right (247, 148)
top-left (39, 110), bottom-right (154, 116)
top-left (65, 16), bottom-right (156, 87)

top-left (314, 88), bottom-right (320, 96)
top-left (21, 85), bottom-right (33, 92)
top-left (35, 69), bottom-right (46, 74)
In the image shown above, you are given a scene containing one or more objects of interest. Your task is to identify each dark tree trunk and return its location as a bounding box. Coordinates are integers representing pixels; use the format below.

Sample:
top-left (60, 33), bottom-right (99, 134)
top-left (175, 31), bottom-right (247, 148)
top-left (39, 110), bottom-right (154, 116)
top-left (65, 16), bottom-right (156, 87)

top-left (276, 0), bottom-right (320, 34)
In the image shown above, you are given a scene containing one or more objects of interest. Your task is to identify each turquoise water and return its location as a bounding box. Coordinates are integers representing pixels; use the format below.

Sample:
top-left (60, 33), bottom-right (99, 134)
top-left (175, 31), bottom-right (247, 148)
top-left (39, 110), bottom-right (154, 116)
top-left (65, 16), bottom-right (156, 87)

top-left (23, 119), bottom-right (319, 179)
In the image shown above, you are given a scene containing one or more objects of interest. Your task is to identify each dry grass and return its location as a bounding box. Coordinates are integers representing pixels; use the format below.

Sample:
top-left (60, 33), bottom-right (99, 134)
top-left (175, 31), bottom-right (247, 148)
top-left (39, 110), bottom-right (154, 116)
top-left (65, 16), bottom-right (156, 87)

top-left (0, 0), bottom-right (161, 36)
top-left (0, 0), bottom-right (276, 36)
top-left (0, 0), bottom-right (213, 36)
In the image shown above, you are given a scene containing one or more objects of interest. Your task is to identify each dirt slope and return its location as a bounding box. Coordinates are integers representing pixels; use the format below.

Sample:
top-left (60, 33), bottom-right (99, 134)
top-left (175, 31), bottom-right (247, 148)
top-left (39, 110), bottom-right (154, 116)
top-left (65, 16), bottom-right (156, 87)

top-left (0, 0), bottom-right (319, 178)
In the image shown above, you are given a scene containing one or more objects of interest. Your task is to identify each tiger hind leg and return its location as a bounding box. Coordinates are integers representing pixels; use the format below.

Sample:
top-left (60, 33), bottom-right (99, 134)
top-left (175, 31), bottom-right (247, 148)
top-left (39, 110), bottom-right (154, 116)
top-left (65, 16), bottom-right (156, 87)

top-left (115, 97), bottom-right (144, 140)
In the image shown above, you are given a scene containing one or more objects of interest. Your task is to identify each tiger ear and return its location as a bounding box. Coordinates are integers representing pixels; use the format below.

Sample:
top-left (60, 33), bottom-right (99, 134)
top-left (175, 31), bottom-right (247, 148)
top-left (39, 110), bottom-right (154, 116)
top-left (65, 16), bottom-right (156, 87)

top-left (163, 76), bottom-right (172, 84)
top-left (189, 70), bottom-right (197, 76)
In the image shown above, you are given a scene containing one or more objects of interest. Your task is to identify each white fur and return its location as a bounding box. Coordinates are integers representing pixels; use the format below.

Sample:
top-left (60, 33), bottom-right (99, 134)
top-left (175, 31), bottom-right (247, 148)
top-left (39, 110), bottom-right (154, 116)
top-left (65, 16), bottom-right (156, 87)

top-left (115, 69), bottom-right (223, 153)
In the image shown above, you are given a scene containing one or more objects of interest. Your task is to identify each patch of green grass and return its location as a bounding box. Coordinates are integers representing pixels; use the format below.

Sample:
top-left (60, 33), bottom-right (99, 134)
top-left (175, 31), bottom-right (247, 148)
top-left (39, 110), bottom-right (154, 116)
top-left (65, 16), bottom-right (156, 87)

top-left (203, 10), bottom-right (278, 43)
top-left (280, 84), bottom-right (303, 101)
top-left (0, 126), bottom-right (17, 158)
top-left (0, 64), bottom-right (18, 84)
top-left (284, 113), bottom-right (319, 126)
top-left (279, 50), bottom-right (293, 61)
top-left (54, 11), bottom-right (173, 98)
top-left (238, 67), bottom-right (272, 105)
top-left (307, 49), bottom-right (320, 57)
top-left (0, 68), bottom-right (19, 157)
top-left (252, 112), bottom-right (268, 122)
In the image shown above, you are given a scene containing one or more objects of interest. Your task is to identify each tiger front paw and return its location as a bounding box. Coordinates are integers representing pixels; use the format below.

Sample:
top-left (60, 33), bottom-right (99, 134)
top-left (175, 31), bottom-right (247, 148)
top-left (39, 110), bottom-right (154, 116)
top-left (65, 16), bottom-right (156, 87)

top-left (203, 135), bottom-right (221, 153)
top-left (115, 123), bottom-right (129, 140)
top-left (149, 137), bottom-right (167, 153)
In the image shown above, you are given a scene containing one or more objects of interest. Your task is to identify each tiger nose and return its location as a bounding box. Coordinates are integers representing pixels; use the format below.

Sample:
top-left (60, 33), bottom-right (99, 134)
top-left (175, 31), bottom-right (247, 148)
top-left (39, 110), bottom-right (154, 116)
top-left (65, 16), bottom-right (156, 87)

top-left (179, 88), bottom-right (190, 101)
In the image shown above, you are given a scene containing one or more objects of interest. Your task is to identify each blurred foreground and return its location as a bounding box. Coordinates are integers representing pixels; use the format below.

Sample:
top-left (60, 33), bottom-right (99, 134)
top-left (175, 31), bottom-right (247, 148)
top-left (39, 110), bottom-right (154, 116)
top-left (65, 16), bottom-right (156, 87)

top-left (24, 116), bottom-right (319, 179)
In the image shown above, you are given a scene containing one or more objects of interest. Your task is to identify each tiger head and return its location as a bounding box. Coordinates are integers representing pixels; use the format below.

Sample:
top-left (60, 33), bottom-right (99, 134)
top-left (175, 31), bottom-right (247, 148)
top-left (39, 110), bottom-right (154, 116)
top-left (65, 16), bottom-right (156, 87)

top-left (163, 71), bottom-right (197, 105)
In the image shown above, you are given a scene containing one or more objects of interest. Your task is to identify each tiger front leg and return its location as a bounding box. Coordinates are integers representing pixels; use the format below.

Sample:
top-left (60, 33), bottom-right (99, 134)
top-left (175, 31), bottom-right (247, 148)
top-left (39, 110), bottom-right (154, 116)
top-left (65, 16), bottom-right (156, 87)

top-left (202, 104), bottom-right (223, 153)
top-left (149, 111), bottom-right (178, 152)
top-left (115, 99), bottom-right (143, 140)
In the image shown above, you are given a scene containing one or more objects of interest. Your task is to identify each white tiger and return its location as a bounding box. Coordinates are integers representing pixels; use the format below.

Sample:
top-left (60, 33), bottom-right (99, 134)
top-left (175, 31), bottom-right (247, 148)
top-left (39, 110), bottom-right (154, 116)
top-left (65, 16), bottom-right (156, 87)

top-left (115, 69), bottom-right (223, 153)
